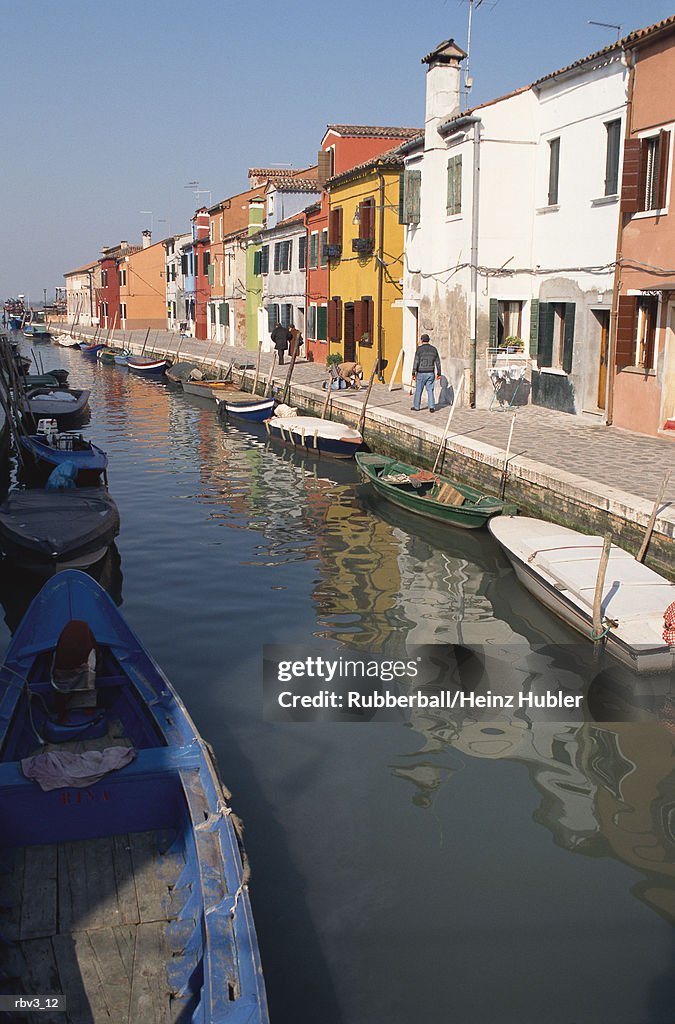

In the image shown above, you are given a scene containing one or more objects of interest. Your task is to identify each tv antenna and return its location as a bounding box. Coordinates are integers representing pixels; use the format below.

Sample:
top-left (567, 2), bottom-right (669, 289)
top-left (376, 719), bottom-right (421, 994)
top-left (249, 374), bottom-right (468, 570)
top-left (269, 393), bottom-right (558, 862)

top-left (588, 20), bottom-right (622, 41)
top-left (462, 0), bottom-right (498, 104)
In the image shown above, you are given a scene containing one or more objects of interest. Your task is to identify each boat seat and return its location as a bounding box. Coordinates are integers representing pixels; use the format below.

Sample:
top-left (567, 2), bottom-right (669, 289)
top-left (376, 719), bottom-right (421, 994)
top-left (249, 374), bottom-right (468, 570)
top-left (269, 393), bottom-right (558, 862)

top-left (435, 483), bottom-right (465, 506)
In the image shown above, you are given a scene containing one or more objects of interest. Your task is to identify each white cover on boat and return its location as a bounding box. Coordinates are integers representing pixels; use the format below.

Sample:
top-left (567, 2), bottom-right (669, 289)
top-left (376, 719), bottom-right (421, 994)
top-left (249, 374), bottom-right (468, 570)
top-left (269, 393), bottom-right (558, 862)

top-left (271, 415), bottom-right (362, 441)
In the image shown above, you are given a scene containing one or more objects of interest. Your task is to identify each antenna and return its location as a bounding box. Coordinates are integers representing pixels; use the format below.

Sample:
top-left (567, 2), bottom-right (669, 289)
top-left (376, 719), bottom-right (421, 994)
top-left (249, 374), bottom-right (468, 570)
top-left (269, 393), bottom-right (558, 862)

top-left (463, 0), bottom-right (498, 105)
top-left (588, 19), bottom-right (622, 41)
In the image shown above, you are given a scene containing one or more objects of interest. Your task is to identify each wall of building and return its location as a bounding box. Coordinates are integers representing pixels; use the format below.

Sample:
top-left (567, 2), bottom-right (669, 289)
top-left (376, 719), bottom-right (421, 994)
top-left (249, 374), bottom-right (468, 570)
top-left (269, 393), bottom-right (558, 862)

top-left (120, 240), bottom-right (166, 329)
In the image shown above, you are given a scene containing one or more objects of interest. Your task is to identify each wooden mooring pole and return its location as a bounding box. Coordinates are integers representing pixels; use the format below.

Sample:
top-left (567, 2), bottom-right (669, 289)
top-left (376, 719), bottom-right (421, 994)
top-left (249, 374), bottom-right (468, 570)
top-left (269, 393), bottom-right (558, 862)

top-left (357, 361), bottom-right (380, 435)
top-left (636, 471), bottom-right (670, 563)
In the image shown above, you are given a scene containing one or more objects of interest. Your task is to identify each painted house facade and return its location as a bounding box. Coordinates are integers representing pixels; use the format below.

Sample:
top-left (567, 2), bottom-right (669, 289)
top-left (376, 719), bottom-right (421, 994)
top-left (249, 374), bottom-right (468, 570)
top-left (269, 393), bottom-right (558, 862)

top-left (258, 213), bottom-right (308, 352)
top-left (326, 149), bottom-right (407, 381)
top-left (612, 17), bottom-right (675, 437)
top-left (64, 260), bottom-right (99, 326)
top-left (164, 232), bottom-right (191, 330)
top-left (402, 38), bottom-right (628, 413)
top-left (118, 231), bottom-right (167, 330)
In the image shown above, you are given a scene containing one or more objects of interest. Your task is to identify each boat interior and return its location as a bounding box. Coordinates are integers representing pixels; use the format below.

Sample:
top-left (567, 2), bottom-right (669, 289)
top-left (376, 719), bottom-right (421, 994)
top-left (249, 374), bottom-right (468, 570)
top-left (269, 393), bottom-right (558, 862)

top-left (0, 643), bottom-right (244, 1023)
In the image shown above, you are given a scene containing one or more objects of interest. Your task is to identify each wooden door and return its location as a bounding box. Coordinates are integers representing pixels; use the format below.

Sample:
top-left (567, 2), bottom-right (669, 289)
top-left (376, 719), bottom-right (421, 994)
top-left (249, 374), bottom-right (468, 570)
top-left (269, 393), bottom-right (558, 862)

top-left (344, 303), bottom-right (355, 361)
top-left (597, 310), bottom-right (610, 409)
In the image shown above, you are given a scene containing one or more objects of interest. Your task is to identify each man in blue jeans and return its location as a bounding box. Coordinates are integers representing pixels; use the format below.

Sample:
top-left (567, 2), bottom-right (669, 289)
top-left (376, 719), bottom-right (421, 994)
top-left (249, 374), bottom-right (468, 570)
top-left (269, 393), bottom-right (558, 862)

top-left (411, 333), bottom-right (441, 412)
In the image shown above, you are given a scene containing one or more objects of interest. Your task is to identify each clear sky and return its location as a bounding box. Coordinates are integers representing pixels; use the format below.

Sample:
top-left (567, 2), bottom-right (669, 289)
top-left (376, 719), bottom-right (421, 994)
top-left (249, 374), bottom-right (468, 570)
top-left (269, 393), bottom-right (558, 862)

top-left (2, 0), bottom-right (673, 302)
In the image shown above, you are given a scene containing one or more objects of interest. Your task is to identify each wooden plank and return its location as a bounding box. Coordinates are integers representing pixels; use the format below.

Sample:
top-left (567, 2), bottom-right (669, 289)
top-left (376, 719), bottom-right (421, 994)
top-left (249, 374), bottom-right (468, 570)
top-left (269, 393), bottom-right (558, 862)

top-left (4, 938), bottom-right (61, 1021)
top-left (57, 840), bottom-right (89, 934)
top-left (0, 845), bottom-right (25, 941)
top-left (86, 926), bottom-right (135, 1022)
top-left (129, 921), bottom-right (171, 1024)
top-left (20, 845), bottom-right (57, 939)
top-left (129, 832), bottom-right (179, 923)
top-left (112, 834), bottom-right (142, 926)
top-left (53, 932), bottom-right (102, 1024)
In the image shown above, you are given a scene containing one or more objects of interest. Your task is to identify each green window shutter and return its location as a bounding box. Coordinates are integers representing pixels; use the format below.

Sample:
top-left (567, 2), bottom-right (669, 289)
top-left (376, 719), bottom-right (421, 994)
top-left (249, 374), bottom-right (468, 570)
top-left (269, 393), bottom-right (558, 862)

top-left (298, 235), bottom-right (307, 270)
top-left (317, 305), bottom-right (327, 341)
top-left (261, 245), bottom-right (269, 274)
top-left (529, 300), bottom-right (539, 358)
top-left (309, 233), bottom-right (318, 269)
top-left (537, 303), bottom-right (555, 366)
top-left (253, 250), bottom-right (261, 276)
top-left (605, 120), bottom-right (621, 196)
top-left (489, 298), bottom-right (499, 348)
top-left (398, 172), bottom-right (405, 224)
top-left (267, 304), bottom-right (279, 332)
top-left (208, 265), bottom-right (214, 286)
top-left (403, 170), bottom-right (421, 224)
top-left (219, 302), bottom-right (228, 326)
top-left (447, 156), bottom-right (462, 215)
top-left (562, 303), bottom-right (575, 373)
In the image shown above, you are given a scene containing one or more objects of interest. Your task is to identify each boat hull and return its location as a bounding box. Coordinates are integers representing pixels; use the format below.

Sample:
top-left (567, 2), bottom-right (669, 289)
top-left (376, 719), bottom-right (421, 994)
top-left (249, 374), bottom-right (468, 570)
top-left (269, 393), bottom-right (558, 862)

top-left (79, 343), bottom-right (106, 357)
top-left (19, 434), bottom-right (108, 486)
top-left (216, 393), bottom-right (275, 422)
top-left (25, 388), bottom-right (90, 426)
top-left (127, 357), bottom-right (168, 375)
top-left (267, 416), bottom-right (363, 458)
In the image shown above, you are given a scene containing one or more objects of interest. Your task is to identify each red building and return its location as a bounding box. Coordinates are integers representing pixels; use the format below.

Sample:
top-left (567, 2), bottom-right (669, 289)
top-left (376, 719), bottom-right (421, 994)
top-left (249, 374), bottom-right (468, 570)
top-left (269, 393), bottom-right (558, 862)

top-left (96, 241), bottom-right (139, 329)
top-left (305, 126), bottom-right (421, 363)
top-left (192, 209), bottom-right (210, 341)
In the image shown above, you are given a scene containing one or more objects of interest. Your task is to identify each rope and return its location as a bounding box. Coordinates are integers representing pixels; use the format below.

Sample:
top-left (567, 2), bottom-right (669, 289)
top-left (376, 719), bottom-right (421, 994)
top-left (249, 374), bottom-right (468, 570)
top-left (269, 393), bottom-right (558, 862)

top-left (589, 622), bottom-right (612, 641)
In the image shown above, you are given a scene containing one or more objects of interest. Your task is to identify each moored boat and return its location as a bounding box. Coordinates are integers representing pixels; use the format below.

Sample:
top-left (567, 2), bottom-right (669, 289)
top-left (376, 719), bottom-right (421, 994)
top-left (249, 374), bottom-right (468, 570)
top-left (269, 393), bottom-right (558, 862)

top-left (127, 355), bottom-right (169, 375)
top-left (214, 391), bottom-right (275, 423)
top-left (24, 387), bottom-right (90, 426)
top-left (0, 487), bottom-right (119, 573)
top-left (20, 421), bottom-right (108, 486)
top-left (182, 378), bottom-right (238, 399)
top-left (268, 414), bottom-right (364, 458)
top-left (0, 570), bottom-right (269, 1022)
top-left (79, 341), bottom-right (106, 357)
top-left (356, 453), bottom-right (514, 522)
top-left (488, 515), bottom-right (675, 674)
top-left (166, 361), bottom-right (200, 383)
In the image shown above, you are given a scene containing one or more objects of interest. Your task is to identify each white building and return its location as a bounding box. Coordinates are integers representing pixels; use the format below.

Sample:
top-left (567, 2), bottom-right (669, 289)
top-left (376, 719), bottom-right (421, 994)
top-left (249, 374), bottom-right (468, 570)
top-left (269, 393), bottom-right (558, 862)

top-left (64, 260), bottom-right (99, 326)
top-left (164, 232), bottom-right (191, 331)
top-left (209, 227), bottom-right (247, 347)
top-left (402, 38), bottom-right (628, 415)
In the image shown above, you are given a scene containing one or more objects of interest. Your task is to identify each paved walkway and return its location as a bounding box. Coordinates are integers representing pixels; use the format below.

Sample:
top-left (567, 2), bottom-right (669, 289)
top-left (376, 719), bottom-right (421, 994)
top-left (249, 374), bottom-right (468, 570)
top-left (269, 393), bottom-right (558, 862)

top-left (63, 326), bottom-right (675, 510)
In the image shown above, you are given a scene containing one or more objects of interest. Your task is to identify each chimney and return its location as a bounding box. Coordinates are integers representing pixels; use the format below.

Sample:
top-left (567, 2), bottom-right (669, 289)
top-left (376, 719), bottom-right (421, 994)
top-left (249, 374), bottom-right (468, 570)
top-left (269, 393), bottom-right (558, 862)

top-left (142, 230), bottom-right (152, 248)
top-left (422, 39), bottom-right (466, 150)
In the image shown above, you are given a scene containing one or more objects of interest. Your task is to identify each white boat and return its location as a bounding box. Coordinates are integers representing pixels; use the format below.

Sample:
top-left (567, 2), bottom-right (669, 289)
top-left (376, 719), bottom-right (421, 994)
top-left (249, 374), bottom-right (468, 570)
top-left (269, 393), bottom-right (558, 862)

top-left (488, 516), bottom-right (675, 674)
top-left (54, 333), bottom-right (82, 348)
top-left (266, 414), bottom-right (363, 458)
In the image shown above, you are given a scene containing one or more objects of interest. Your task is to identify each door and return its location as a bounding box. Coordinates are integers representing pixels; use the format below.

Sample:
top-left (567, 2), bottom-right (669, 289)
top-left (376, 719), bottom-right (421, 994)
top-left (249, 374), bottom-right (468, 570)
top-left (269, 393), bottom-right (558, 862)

top-left (344, 303), bottom-right (355, 361)
top-left (596, 309), bottom-right (610, 409)
top-left (661, 303), bottom-right (675, 428)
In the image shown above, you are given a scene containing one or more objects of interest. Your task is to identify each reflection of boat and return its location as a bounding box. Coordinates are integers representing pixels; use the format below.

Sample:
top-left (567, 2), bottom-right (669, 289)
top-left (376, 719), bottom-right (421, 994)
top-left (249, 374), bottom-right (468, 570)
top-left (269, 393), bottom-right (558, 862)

top-left (215, 391), bottom-right (275, 422)
top-left (24, 387), bottom-right (90, 426)
top-left (489, 516), bottom-right (675, 674)
top-left (0, 488), bottom-right (120, 573)
top-left (21, 310), bottom-right (51, 339)
top-left (267, 414), bottom-right (363, 458)
top-left (357, 452), bottom-right (515, 526)
top-left (0, 570), bottom-right (269, 1022)
top-left (127, 355), bottom-right (169, 375)
top-left (19, 423), bottom-right (108, 486)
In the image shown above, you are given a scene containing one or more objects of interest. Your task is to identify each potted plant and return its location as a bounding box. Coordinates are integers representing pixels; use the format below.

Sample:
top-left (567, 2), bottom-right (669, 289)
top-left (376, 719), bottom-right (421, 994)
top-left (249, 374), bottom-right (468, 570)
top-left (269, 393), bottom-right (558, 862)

top-left (504, 335), bottom-right (524, 354)
top-left (326, 352), bottom-right (343, 367)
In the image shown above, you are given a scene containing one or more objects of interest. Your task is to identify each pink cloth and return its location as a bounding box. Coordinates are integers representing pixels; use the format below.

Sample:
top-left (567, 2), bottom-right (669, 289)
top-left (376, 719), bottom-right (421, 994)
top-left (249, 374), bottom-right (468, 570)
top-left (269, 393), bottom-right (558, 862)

top-left (663, 601), bottom-right (675, 646)
top-left (21, 746), bottom-right (136, 791)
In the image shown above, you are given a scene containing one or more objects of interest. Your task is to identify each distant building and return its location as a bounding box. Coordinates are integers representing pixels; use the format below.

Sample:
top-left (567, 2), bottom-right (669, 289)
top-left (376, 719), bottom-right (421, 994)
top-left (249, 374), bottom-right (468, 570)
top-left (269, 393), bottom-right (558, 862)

top-left (164, 233), bottom-right (191, 331)
top-left (118, 231), bottom-right (167, 330)
top-left (64, 260), bottom-right (100, 326)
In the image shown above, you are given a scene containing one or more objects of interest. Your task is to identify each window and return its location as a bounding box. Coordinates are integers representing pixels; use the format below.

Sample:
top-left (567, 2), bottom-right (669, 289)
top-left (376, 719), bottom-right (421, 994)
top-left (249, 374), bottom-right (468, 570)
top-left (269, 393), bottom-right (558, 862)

top-left (327, 297), bottom-right (342, 341)
top-left (642, 132), bottom-right (670, 211)
top-left (118, 267), bottom-right (127, 286)
top-left (636, 296), bottom-right (658, 368)
top-left (358, 198), bottom-right (375, 243)
top-left (101, 269), bottom-right (108, 286)
top-left (203, 251), bottom-right (210, 276)
top-left (298, 235), bottom-right (307, 271)
top-left (446, 155), bottom-right (462, 216)
top-left (616, 294), bottom-right (658, 370)
top-left (253, 250), bottom-right (261, 276)
top-left (181, 253), bottom-right (189, 276)
top-left (280, 304), bottom-right (293, 328)
top-left (309, 231), bottom-right (319, 269)
top-left (489, 300), bottom-right (524, 347)
top-left (537, 302), bottom-right (575, 372)
top-left (320, 229), bottom-right (328, 267)
top-left (548, 138), bottom-right (560, 206)
top-left (120, 302), bottom-right (127, 321)
top-left (307, 304), bottom-right (317, 340)
top-left (328, 208), bottom-right (343, 248)
top-left (604, 120), bottom-right (621, 196)
top-left (260, 245), bottom-right (269, 275)
top-left (399, 169), bottom-right (421, 225)
top-left (273, 240), bottom-right (291, 272)
top-left (266, 304), bottom-right (280, 332)
top-left (219, 302), bottom-right (229, 327)
top-left (317, 304), bottom-right (327, 341)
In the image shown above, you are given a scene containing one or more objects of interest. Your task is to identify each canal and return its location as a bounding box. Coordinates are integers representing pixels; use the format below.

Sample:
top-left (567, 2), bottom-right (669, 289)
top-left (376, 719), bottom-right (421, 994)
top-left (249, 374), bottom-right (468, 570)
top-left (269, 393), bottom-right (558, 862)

top-left (1, 340), bottom-right (673, 1024)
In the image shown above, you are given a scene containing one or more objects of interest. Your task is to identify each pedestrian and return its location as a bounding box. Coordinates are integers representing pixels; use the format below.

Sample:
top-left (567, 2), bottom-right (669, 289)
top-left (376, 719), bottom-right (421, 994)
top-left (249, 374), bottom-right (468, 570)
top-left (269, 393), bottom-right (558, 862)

top-left (411, 333), bottom-right (441, 412)
top-left (271, 321), bottom-right (291, 365)
top-left (289, 323), bottom-right (303, 359)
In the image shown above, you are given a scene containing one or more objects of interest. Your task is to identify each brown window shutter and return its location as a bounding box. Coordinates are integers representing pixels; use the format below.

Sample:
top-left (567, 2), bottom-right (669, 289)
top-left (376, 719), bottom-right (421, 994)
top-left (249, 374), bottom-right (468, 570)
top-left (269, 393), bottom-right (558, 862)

top-left (656, 130), bottom-right (671, 209)
top-left (353, 299), bottom-right (365, 342)
top-left (365, 296), bottom-right (374, 341)
top-left (329, 208), bottom-right (343, 246)
top-left (620, 138), bottom-right (641, 213)
top-left (359, 199), bottom-right (375, 242)
top-left (615, 295), bottom-right (637, 368)
top-left (327, 297), bottom-right (342, 341)
top-left (358, 202), bottom-right (367, 240)
top-left (317, 150), bottom-right (332, 185)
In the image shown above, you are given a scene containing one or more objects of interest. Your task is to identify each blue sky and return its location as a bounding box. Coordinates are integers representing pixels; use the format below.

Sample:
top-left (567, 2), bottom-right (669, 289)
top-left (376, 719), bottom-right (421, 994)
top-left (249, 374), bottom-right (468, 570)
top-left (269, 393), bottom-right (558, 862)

top-left (2, 0), bottom-right (673, 301)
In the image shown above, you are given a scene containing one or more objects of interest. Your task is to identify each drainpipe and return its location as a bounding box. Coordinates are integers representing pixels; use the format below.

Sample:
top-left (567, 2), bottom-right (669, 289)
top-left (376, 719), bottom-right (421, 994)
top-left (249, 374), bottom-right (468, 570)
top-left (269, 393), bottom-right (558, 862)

top-left (376, 168), bottom-right (385, 380)
top-left (468, 117), bottom-right (482, 407)
top-left (606, 46), bottom-right (634, 425)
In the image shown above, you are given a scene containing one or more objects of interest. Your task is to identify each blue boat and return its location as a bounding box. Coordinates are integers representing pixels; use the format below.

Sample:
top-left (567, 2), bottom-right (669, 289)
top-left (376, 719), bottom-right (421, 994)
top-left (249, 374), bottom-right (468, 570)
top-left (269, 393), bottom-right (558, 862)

top-left (0, 571), bottom-right (269, 1022)
top-left (79, 342), bottom-right (106, 357)
top-left (214, 391), bottom-right (275, 423)
top-left (19, 428), bottom-right (108, 486)
top-left (127, 355), bottom-right (169, 375)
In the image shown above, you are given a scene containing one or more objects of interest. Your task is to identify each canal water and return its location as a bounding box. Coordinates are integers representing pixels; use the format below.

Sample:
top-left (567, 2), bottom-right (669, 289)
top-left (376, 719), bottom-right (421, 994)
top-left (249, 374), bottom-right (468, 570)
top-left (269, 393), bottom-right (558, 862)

top-left (1, 341), bottom-right (673, 1024)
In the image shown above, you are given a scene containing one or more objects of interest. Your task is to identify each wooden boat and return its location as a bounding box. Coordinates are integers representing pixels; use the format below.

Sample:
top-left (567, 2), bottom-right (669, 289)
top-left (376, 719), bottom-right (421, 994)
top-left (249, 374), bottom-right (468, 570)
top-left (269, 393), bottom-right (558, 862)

top-left (166, 361), bottom-right (200, 384)
top-left (24, 387), bottom-right (90, 426)
top-left (22, 311), bottom-right (52, 339)
top-left (215, 391), bottom-right (275, 423)
top-left (267, 414), bottom-right (363, 458)
top-left (113, 349), bottom-right (131, 365)
top-left (488, 516), bottom-right (675, 674)
top-left (182, 378), bottom-right (237, 400)
top-left (55, 333), bottom-right (82, 348)
top-left (0, 488), bottom-right (119, 573)
top-left (127, 355), bottom-right (169, 376)
top-left (97, 348), bottom-right (117, 364)
top-left (356, 453), bottom-right (514, 524)
top-left (0, 570), bottom-right (269, 1022)
top-left (19, 424), bottom-right (108, 486)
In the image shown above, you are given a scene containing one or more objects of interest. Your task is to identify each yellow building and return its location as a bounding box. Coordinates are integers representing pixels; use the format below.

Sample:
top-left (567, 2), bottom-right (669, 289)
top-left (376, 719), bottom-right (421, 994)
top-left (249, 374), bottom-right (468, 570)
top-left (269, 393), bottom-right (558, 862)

top-left (325, 148), bottom-right (406, 382)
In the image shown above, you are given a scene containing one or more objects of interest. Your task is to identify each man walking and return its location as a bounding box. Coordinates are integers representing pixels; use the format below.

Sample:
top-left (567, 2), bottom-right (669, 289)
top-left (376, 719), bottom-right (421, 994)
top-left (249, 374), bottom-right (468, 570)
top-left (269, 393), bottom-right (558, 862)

top-left (411, 333), bottom-right (441, 412)
top-left (271, 321), bottom-right (291, 365)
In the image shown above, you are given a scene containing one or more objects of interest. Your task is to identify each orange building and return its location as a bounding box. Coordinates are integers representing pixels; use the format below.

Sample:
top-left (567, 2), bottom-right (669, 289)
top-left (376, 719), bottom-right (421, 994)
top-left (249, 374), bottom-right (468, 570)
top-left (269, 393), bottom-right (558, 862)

top-left (118, 231), bottom-right (167, 330)
top-left (612, 17), bottom-right (675, 436)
